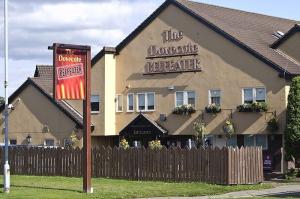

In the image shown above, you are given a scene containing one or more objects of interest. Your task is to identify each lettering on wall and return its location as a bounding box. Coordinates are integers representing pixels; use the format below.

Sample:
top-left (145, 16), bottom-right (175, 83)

top-left (144, 29), bottom-right (201, 75)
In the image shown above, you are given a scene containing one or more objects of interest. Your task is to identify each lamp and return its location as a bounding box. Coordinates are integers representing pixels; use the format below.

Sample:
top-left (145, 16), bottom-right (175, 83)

top-left (26, 134), bottom-right (32, 144)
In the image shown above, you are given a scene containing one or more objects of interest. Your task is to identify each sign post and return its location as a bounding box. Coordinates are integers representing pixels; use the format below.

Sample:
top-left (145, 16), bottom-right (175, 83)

top-left (50, 43), bottom-right (92, 193)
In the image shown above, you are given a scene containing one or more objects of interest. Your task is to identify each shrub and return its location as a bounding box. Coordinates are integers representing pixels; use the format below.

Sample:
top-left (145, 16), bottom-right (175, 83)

top-left (267, 117), bottom-right (279, 131)
top-left (205, 104), bottom-right (221, 113)
top-left (149, 139), bottom-right (163, 150)
top-left (285, 76), bottom-right (300, 161)
top-left (120, 138), bottom-right (129, 150)
top-left (223, 120), bottom-right (235, 138)
top-left (173, 104), bottom-right (196, 115)
top-left (65, 131), bottom-right (80, 149)
top-left (193, 120), bottom-right (206, 146)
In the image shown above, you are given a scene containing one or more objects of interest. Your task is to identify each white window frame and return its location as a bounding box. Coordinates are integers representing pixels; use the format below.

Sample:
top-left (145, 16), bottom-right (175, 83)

top-left (243, 134), bottom-right (268, 150)
top-left (242, 87), bottom-right (266, 104)
top-left (91, 95), bottom-right (100, 114)
top-left (175, 91), bottom-right (196, 107)
top-left (208, 89), bottom-right (221, 105)
top-left (116, 94), bottom-right (123, 112)
top-left (136, 92), bottom-right (155, 112)
top-left (127, 93), bottom-right (134, 112)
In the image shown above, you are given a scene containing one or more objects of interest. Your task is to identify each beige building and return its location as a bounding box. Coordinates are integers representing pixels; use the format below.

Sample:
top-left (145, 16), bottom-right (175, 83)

top-left (1, 0), bottom-right (300, 172)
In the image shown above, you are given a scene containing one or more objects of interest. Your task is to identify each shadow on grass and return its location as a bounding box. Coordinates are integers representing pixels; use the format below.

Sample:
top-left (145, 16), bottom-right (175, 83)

top-left (0, 184), bottom-right (83, 194)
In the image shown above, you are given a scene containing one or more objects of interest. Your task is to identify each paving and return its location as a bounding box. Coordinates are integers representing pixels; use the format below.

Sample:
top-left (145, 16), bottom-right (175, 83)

top-left (142, 184), bottom-right (300, 199)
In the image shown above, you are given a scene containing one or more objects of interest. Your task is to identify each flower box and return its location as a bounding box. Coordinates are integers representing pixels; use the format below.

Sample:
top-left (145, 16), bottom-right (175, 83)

top-left (205, 104), bottom-right (221, 113)
top-left (237, 102), bottom-right (268, 112)
top-left (173, 104), bottom-right (196, 115)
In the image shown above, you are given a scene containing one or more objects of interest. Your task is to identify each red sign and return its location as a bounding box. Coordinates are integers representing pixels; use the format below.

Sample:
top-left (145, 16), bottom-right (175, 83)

top-left (54, 47), bottom-right (87, 100)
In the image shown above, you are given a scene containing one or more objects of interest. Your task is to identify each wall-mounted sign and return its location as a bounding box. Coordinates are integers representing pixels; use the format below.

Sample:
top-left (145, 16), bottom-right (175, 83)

top-left (144, 29), bottom-right (201, 75)
top-left (54, 46), bottom-right (87, 100)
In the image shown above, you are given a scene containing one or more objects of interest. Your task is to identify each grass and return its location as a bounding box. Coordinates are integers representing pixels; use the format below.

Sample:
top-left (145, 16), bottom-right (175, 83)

top-left (0, 175), bottom-right (273, 199)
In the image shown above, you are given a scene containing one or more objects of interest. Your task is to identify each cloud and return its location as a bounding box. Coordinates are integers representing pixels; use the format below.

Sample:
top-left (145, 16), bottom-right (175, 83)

top-left (0, 0), bottom-right (162, 96)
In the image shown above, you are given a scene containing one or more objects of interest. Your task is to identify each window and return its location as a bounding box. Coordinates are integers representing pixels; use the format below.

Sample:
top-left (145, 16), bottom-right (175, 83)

top-left (91, 95), bottom-right (100, 113)
top-left (244, 135), bottom-right (255, 147)
top-left (243, 134), bottom-right (268, 150)
top-left (227, 136), bottom-right (237, 147)
top-left (137, 92), bottom-right (155, 111)
top-left (64, 139), bottom-right (72, 148)
top-left (175, 91), bottom-right (195, 107)
top-left (243, 88), bottom-right (266, 104)
top-left (116, 94), bottom-right (123, 112)
top-left (243, 88), bottom-right (254, 104)
top-left (176, 92), bottom-right (184, 107)
top-left (44, 139), bottom-right (55, 147)
top-left (127, 93), bottom-right (134, 112)
top-left (255, 88), bottom-right (266, 102)
top-left (209, 90), bottom-right (221, 105)
top-left (9, 139), bottom-right (17, 145)
top-left (255, 135), bottom-right (268, 150)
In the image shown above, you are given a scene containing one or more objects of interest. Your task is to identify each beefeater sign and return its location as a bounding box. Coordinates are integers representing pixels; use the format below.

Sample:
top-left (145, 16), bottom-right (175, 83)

top-left (54, 47), bottom-right (86, 100)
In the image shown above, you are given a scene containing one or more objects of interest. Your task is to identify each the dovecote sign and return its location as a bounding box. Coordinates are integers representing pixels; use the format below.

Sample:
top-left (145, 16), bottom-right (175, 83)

top-left (144, 29), bottom-right (201, 75)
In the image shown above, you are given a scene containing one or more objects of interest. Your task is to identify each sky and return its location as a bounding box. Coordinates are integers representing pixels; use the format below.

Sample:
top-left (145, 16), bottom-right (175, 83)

top-left (0, 0), bottom-right (299, 97)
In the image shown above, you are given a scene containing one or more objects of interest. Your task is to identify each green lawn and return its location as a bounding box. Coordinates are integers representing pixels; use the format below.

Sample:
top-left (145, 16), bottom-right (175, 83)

top-left (0, 175), bottom-right (272, 199)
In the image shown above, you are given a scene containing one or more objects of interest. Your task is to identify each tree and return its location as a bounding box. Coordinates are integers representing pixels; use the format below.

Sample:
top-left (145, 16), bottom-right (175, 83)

top-left (0, 96), bottom-right (4, 106)
top-left (285, 76), bottom-right (300, 161)
top-left (193, 119), bottom-right (206, 147)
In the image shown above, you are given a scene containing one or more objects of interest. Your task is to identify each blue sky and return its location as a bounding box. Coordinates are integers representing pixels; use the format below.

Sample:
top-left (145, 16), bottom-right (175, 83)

top-left (0, 0), bottom-right (299, 97)
top-left (199, 0), bottom-right (300, 20)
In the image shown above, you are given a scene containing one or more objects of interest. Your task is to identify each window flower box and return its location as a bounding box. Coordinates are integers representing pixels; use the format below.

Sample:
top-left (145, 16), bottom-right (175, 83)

top-left (173, 104), bottom-right (196, 115)
top-left (205, 104), bottom-right (221, 113)
top-left (236, 104), bottom-right (253, 112)
top-left (252, 102), bottom-right (268, 112)
top-left (237, 102), bottom-right (268, 112)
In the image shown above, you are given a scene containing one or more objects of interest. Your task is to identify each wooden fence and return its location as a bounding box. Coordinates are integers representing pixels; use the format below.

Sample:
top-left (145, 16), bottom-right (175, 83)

top-left (0, 146), bottom-right (263, 185)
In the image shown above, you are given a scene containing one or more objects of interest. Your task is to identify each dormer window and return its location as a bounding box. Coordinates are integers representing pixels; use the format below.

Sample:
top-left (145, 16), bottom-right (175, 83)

top-left (272, 31), bottom-right (284, 39)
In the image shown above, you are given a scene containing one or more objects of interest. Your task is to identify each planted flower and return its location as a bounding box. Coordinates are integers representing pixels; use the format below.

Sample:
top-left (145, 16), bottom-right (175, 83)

top-left (149, 139), bottom-right (163, 150)
top-left (237, 102), bottom-right (268, 112)
top-left (237, 104), bottom-right (253, 112)
top-left (173, 104), bottom-right (196, 115)
top-left (205, 103), bottom-right (221, 113)
top-left (252, 102), bottom-right (268, 112)
top-left (119, 138), bottom-right (130, 150)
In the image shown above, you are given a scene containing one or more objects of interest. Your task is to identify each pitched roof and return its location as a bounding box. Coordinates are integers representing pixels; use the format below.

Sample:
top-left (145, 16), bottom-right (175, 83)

top-left (119, 113), bottom-right (168, 137)
top-left (95, 0), bottom-right (300, 77)
top-left (1, 65), bottom-right (96, 129)
top-left (34, 65), bottom-right (53, 79)
top-left (30, 77), bottom-right (86, 128)
top-left (271, 24), bottom-right (300, 48)
top-left (176, 0), bottom-right (300, 75)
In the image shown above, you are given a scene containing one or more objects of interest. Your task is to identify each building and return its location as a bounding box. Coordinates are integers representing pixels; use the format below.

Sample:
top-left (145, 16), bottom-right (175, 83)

top-left (1, 0), bottom-right (300, 172)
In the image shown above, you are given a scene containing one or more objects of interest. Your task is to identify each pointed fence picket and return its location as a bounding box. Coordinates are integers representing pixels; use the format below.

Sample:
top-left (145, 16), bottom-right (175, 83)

top-left (0, 146), bottom-right (263, 185)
